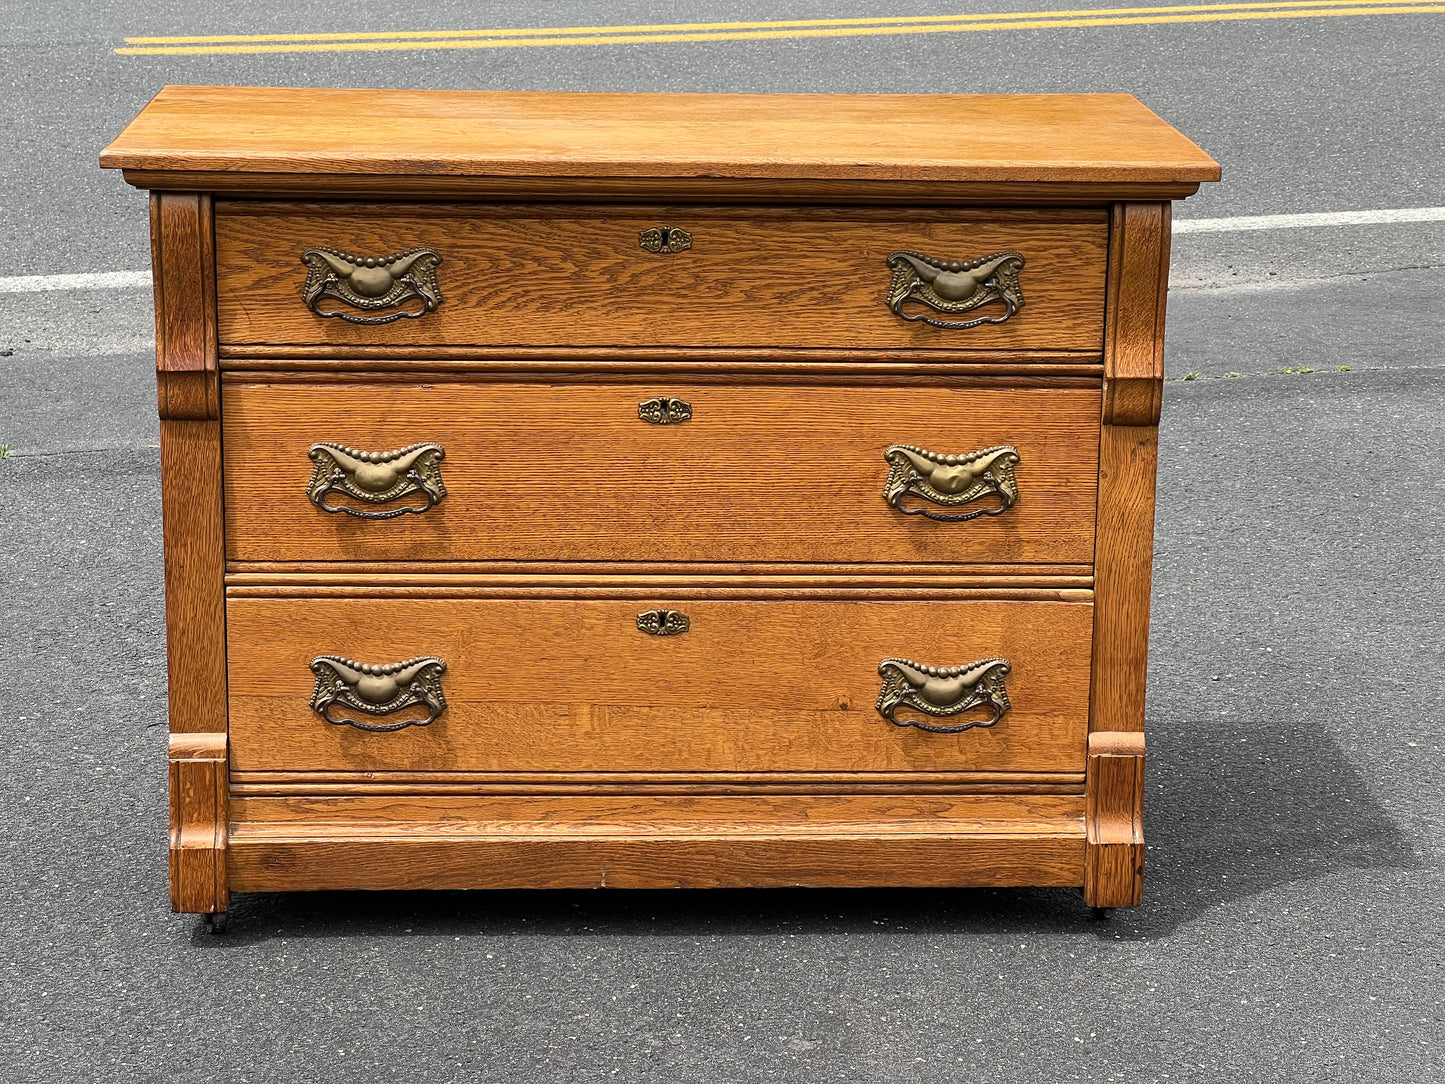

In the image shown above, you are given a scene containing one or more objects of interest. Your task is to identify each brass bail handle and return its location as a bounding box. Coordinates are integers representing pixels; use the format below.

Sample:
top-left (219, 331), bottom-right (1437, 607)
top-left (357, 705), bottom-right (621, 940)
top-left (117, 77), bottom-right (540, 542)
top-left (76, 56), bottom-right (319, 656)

top-left (300, 247), bottom-right (443, 324)
top-left (882, 444), bottom-right (1020, 522)
top-left (309, 655), bottom-right (448, 733)
top-left (875, 657), bottom-right (1012, 734)
top-left (306, 442), bottom-right (447, 519)
top-left (885, 250), bottom-right (1024, 330)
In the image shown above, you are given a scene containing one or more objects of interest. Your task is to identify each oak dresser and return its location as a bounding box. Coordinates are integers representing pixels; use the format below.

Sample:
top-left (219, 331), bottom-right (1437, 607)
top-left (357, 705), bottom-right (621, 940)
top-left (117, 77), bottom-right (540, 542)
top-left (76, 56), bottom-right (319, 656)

top-left (102, 87), bottom-right (1218, 927)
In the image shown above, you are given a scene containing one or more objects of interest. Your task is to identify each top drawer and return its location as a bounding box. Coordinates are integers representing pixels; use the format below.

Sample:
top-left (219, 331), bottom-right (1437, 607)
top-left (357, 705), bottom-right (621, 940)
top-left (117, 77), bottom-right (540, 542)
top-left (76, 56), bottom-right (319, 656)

top-left (214, 204), bottom-right (1108, 352)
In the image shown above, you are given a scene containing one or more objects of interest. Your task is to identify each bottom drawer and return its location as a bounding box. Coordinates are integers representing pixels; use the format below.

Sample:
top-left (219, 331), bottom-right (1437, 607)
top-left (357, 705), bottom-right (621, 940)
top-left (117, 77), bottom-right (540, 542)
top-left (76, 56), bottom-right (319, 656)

top-left (226, 596), bottom-right (1093, 774)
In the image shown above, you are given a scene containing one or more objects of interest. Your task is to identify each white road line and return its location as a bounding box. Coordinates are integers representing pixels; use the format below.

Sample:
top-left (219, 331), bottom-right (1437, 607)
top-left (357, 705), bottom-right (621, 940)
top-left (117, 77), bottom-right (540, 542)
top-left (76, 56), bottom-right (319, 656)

top-left (1173, 206), bottom-right (1445, 233)
top-left (1, 208), bottom-right (1441, 293)
top-left (0, 270), bottom-right (151, 294)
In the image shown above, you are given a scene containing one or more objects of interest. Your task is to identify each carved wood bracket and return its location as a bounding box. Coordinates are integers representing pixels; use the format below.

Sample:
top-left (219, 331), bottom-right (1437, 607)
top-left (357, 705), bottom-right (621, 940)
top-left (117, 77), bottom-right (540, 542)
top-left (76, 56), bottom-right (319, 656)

top-left (1084, 730), bottom-right (1145, 907)
top-left (152, 193), bottom-right (220, 420)
top-left (168, 732), bottom-right (229, 914)
top-left (1102, 202), bottom-right (1170, 427)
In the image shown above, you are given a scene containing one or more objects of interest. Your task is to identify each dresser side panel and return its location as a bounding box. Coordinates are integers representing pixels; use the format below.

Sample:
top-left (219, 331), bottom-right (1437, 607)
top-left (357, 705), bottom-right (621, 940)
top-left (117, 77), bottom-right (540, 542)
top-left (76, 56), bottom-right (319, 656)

top-left (1087, 200), bottom-right (1170, 905)
top-left (160, 419), bottom-right (228, 735)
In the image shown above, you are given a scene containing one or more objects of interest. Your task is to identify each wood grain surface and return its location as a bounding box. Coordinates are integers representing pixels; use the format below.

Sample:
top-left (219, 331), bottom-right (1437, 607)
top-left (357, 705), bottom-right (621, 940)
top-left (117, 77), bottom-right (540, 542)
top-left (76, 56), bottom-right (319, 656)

top-left (102, 88), bottom-right (1221, 184)
top-left (160, 419), bottom-right (228, 734)
top-left (222, 381), bottom-right (1101, 565)
top-left (226, 596), bottom-right (1093, 774)
top-left (232, 792), bottom-right (1082, 827)
top-left (227, 792), bottom-right (1086, 890)
top-left (1089, 425), bottom-right (1159, 735)
top-left (213, 204), bottom-right (1108, 351)
top-left (229, 835), bottom-right (1084, 891)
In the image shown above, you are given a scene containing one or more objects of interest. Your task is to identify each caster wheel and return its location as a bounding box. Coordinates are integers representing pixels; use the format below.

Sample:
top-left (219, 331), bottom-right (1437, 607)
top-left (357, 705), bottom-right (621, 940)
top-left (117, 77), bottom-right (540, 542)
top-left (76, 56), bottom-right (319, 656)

top-left (205, 911), bottom-right (229, 934)
top-left (1090, 906), bottom-right (1112, 921)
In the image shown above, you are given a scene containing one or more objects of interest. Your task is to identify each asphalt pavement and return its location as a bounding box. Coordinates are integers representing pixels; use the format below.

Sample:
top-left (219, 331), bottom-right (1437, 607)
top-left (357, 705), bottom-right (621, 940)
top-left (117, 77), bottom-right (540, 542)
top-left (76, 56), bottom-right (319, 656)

top-left (1, 2), bottom-right (1443, 1082)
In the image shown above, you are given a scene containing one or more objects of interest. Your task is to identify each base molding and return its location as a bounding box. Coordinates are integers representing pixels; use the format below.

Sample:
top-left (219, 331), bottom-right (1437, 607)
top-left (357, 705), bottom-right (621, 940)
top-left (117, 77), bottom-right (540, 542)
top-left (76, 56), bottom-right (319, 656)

top-left (225, 792), bottom-right (1086, 892)
top-left (229, 835), bottom-right (1085, 892)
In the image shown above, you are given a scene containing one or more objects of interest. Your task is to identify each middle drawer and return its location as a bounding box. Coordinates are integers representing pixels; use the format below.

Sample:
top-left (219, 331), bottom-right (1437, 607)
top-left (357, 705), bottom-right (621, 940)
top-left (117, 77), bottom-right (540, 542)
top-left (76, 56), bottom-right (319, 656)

top-left (223, 381), bottom-right (1101, 565)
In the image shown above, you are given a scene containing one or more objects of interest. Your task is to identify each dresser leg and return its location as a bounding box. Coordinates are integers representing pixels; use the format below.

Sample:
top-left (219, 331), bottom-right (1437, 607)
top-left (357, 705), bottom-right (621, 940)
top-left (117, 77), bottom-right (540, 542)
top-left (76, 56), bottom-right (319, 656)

top-left (168, 733), bottom-right (230, 915)
top-left (1084, 731), bottom-right (1145, 908)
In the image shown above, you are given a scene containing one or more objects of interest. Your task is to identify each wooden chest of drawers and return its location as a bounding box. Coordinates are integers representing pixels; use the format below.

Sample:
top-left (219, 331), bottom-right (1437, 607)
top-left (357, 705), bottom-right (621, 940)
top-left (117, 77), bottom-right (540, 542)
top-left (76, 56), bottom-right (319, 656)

top-left (102, 87), bottom-right (1217, 924)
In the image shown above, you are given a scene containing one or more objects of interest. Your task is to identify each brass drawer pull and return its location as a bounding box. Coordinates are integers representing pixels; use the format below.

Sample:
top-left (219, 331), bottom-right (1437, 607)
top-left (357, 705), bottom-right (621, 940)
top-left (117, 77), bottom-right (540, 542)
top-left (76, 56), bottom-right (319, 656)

top-left (638, 397), bottom-right (692, 425)
top-left (876, 657), bottom-right (1011, 733)
top-left (638, 609), bottom-right (690, 635)
top-left (307, 442), bottom-right (446, 519)
top-left (638, 227), bottom-right (693, 254)
top-left (885, 250), bottom-right (1024, 330)
top-left (883, 444), bottom-right (1019, 522)
top-left (309, 655), bottom-right (448, 732)
top-left (300, 247), bottom-right (443, 324)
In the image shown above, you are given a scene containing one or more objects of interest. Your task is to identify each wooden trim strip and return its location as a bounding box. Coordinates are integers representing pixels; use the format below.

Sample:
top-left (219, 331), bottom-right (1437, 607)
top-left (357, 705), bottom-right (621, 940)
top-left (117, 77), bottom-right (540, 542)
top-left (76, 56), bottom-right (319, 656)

top-left (218, 350), bottom-right (1103, 373)
top-left (228, 786), bottom-right (1086, 803)
top-left (224, 569), bottom-right (1094, 589)
top-left (215, 200), bottom-right (1111, 222)
top-left (224, 561), bottom-right (1094, 580)
top-left (125, 169), bottom-right (1200, 203)
top-left (225, 585), bottom-right (1095, 601)
top-left (230, 783), bottom-right (1084, 797)
top-left (231, 770), bottom-right (1084, 785)
top-left (230, 769), bottom-right (1086, 796)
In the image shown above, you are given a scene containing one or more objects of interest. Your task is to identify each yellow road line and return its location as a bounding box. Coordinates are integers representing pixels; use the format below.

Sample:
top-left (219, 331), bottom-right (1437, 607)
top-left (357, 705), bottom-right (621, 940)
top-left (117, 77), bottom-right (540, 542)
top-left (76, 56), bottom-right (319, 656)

top-left (121, 0), bottom-right (1444, 44)
top-left (117, 2), bottom-right (1445, 55)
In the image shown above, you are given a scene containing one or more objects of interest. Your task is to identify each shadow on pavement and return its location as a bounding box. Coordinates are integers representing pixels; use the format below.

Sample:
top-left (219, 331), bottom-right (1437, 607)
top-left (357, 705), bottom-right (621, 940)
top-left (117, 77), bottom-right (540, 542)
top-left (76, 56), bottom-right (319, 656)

top-left (195, 714), bottom-right (1415, 945)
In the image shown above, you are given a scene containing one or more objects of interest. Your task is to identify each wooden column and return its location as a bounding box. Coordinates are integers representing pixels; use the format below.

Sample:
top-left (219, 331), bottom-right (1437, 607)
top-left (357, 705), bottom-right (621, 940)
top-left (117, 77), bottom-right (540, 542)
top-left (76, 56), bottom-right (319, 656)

top-left (1086, 202), bottom-right (1169, 907)
top-left (152, 192), bottom-right (228, 913)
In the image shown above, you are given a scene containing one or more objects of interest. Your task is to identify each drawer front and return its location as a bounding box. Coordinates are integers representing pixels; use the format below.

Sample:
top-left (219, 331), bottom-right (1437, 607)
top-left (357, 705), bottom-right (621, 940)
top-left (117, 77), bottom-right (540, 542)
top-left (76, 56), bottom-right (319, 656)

top-left (222, 382), bottom-right (1101, 565)
top-left (227, 597), bottom-right (1092, 773)
top-left (214, 204), bottom-right (1107, 351)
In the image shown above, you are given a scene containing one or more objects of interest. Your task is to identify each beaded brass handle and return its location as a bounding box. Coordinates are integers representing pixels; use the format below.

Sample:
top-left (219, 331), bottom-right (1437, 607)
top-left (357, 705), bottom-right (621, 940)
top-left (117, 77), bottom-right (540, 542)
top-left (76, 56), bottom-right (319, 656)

top-left (306, 442), bottom-right (446, 519)
top-left (309, 655), bottom-right (448, 732)
top-left (885, 250), bottom-right (1024, 329)
top-left (882, 444), bottom-right (1020, 522)
top-left (875, 657), bottom-right (1011, 734)
top-left (300, 247), bottom-right (442, 324)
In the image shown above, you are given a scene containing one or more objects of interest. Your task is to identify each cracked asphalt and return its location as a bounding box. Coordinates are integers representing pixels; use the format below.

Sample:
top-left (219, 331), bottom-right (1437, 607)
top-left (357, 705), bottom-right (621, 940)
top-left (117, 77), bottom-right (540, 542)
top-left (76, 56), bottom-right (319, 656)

top-left (1, 2), bottom-right (1442, 1082)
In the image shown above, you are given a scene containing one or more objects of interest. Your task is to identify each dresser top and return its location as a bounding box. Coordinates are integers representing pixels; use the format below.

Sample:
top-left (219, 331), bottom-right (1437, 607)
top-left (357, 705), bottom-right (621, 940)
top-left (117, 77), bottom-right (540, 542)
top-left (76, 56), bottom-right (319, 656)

top-left (102, 86), bottom-right (1218, 190)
